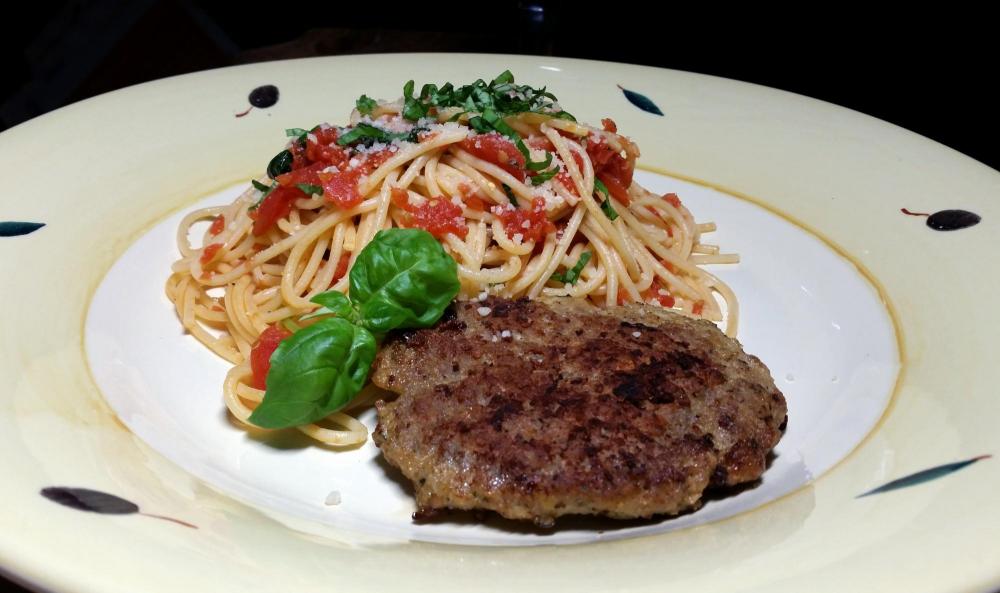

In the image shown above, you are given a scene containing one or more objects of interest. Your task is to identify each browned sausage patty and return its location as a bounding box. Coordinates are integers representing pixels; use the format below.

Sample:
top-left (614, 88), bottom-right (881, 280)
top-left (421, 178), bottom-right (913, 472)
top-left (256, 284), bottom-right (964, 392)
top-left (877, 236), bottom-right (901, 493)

top-left (371, 297), bottom-right (786, 527)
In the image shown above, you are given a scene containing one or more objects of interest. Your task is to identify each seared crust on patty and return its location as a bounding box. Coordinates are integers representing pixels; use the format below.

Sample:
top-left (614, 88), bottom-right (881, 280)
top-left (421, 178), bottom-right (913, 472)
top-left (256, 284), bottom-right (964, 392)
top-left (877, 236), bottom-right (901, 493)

top-left (371, 297), bottom-right (786, 527)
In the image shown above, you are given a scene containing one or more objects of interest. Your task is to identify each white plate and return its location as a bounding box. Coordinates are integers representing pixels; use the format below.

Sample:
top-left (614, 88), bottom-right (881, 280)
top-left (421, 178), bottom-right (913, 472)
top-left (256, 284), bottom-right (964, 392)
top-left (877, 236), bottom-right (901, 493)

top-left (1, 54), bottom-right (997, 593)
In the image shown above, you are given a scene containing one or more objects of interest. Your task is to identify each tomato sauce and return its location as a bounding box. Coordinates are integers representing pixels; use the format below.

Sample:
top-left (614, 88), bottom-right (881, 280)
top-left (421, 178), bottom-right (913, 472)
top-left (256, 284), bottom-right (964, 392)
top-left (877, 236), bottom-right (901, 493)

top-left (249, 325), bottom-right (292, 390)
top-left (391, 188), bottom-right (468, 239)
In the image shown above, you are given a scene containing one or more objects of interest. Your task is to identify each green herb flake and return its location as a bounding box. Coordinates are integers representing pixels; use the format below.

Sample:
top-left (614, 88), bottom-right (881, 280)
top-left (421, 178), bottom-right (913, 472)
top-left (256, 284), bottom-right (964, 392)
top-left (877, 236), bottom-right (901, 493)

top-left (594, 179), bottom-right (619, 220)
top-left (266, 149), bottom-right (293, 179)
top-left (501, 184), bottom-right (518, 207)
top-left (355, 95), bottom-right (378, 115)
top-left (249, 180), bottom-right (277, 211)
top-left (296, 183), bottom-right (323, 196)
top-left (551, 252), bottom-right (592, 285)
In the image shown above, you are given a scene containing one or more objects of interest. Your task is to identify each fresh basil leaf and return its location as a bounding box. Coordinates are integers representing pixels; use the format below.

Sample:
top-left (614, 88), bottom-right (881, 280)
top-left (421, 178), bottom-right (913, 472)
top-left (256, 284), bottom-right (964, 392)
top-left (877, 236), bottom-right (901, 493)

top-left (356, 95), bottom-right (377, 115)
top-left (267, 150), bottom-right (293, 179)
top-left (296, 183), bottom-right (323, 196)
top-left (551, 251), bottom-right (592, 285)
top-left (303, 289), bottom-right (358, 322)
top-left (248, 317), bottom-right (376, 429)
top-left (311, 290), bottom-right (355, 318)
top-left (349, 228), bottom-right (460, 333)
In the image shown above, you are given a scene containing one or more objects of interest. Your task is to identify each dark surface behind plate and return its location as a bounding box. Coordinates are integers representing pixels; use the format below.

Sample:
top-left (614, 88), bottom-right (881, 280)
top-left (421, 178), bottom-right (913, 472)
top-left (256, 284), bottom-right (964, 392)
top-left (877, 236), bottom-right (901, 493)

top-left (1, 3), bottom-right (997, 171)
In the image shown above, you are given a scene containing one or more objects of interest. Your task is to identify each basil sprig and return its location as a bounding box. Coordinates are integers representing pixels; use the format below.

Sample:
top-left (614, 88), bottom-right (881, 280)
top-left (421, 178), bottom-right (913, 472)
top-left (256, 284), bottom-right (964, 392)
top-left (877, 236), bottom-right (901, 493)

top-left (551, 251), bottom-right (592, 285)
top-left (248, 229), bottom-right (460, 429)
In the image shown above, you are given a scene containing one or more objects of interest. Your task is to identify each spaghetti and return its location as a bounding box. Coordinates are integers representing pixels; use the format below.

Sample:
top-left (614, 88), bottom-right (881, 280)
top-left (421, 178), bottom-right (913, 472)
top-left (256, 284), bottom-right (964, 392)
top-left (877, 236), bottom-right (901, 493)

top-left (166, 73), bottom-right (739, 447)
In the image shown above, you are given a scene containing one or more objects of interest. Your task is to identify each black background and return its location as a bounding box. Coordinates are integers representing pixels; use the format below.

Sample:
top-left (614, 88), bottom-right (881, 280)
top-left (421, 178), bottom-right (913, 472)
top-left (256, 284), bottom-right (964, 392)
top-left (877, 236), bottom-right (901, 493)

top-left (2, 2), bottom-right (998, 172)
top-left (1, 2), bottom-right (997, 591)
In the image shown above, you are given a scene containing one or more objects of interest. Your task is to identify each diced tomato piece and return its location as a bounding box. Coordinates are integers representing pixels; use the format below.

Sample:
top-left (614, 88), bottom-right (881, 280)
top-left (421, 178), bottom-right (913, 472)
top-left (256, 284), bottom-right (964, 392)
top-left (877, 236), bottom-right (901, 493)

top-left (289, 139), bottom-right (309, 170)
top-left (642, 279), bottom-right (676, 308)
top-left (251, 185), bottom-right (299, 236)
top-left (663, 193), bottom-right (682, 208)
top-left (305, 127), bottom-right (348, 166)
top-left (587, 132), bottom-right (635, 189)
top-left (209, 215), bottom-right (225, 236)
top-left (331, 253), bottom-right (350, 284)
top-left (249, 325), bottom-right (292, 390)
top-left (493, 197), bottom-right (554, 244)
top-left (617, 288), bottom-right (629, 306)
top-left (460, 134), bottom-right (526, 181)
top-left (601, 118), bottom-right (618, 133)
top-left (200, 243), bottom-right (223, 265)
top-left (527, 136), bottom-right (554, 151)
top-left (554, 152), bottom-right (586, 197)
top-left (464, 195), bottom-right (486, 211)
top-left (555, 170), bottom-right (578, 196)
top-left (276, 161), bottom-right (325, 188)
top-left (391, 188), bottom-right (468, 239)
top-left (692, 301), bottom-right (705, 316)
top-left (359, 148), bottom-right (395, 175)
top-left (586, 134), bottom-right (618, 170)
top-left (458, 183), bottom-right (487, 211)
top-left (318, 168), bottom-right (363, 209)
top-left (597, 172), bottom-right (631, 206)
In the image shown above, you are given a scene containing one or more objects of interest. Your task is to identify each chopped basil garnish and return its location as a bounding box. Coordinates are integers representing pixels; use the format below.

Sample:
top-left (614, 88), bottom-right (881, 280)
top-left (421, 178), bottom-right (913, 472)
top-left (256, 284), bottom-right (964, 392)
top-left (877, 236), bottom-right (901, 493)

top-left (296, 183), bottom-right (322, 196)
top-left (336, 123), bottom-right (424, 148)
top-left (285, 128), bottom-right (309, 143)
top-left (501, 184), bottom-right (518, 207)
top-left (402, 80), bottom-right (427, 121)
top-left (529, 168), bottom-right (559, 186)
top-left (355, 95), bottom-right (377, 115)
top-left (525, 151), bottom-right (553, 172)
top-left (267, 149), bottom-right (293, 179)
top-left (600, 198), bottom-right (619, 220)
top-left (594, 179), bottom-right (619, 220)
top-left (551, 252), bottom-right (592, 285)
top-left (249, 179), bottom-right (277, 211)
top-left (398, 71), bottom-right (574, 123)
